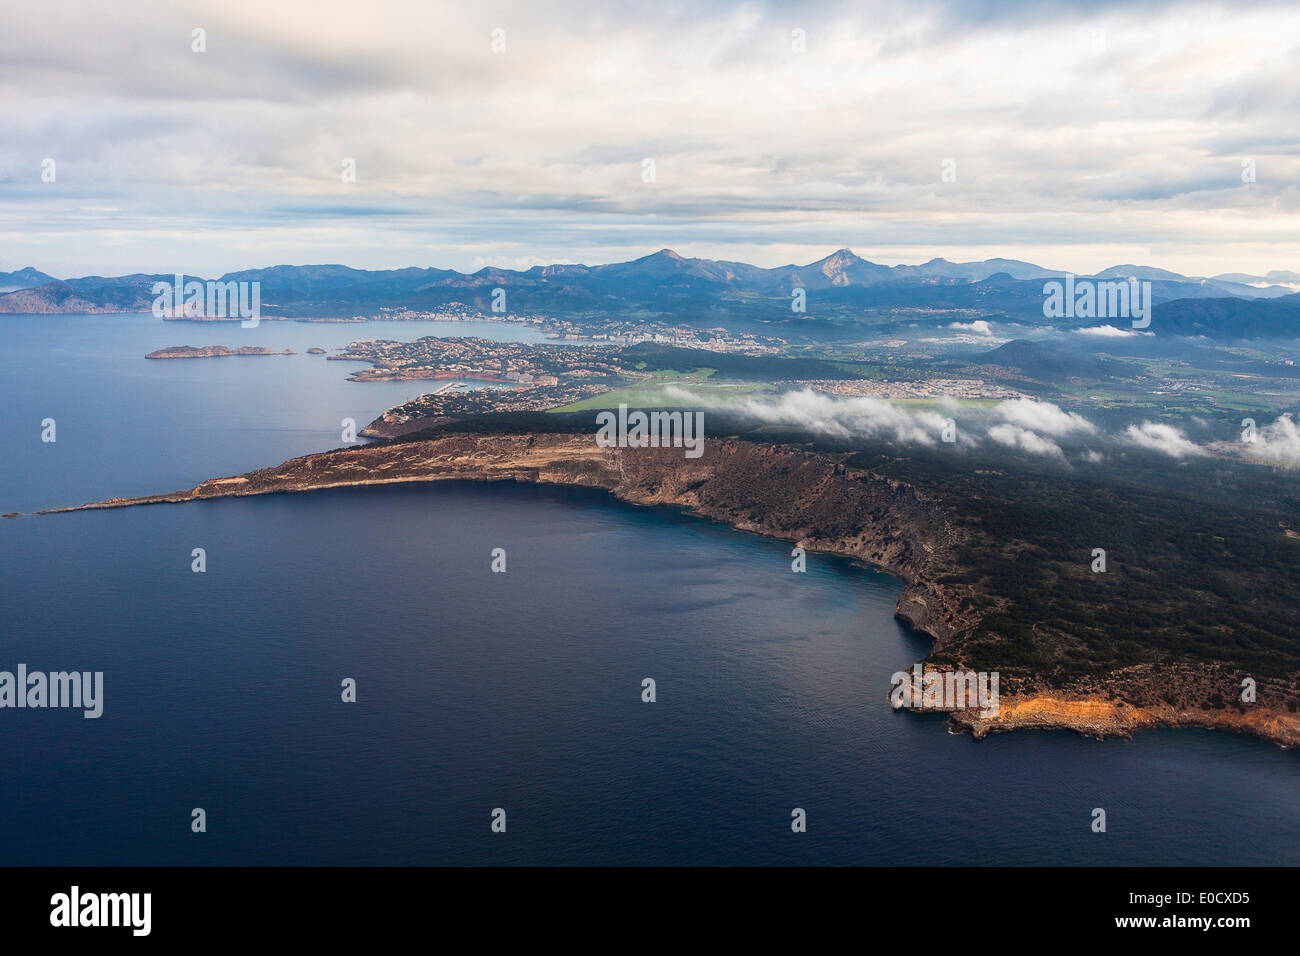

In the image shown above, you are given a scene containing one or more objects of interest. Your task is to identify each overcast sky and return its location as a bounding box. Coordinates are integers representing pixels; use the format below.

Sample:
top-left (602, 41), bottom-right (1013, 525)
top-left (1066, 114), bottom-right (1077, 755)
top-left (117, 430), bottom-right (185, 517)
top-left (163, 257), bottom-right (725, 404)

top-left (2, 0), bottom-right (1297, 278)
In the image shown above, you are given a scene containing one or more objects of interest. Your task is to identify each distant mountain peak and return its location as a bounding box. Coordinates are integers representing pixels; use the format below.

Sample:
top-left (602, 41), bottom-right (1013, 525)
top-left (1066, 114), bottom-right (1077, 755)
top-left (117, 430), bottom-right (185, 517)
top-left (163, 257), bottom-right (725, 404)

top-left (811, 248), bottom-right (876, 286)
top-left (0, 266), bottom-right (58, 293)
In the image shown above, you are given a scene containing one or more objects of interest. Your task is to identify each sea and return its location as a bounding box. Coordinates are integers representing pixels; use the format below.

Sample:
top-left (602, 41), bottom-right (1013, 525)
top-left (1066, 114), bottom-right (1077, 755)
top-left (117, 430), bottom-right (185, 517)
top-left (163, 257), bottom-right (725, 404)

top-left (0, 313), bottom-right (1295, 865)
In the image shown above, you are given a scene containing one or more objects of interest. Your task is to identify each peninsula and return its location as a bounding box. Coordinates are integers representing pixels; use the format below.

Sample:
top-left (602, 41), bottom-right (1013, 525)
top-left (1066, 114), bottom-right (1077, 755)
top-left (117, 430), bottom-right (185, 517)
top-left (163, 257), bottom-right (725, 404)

top-left (38, 426), bottom-right (1300, 749)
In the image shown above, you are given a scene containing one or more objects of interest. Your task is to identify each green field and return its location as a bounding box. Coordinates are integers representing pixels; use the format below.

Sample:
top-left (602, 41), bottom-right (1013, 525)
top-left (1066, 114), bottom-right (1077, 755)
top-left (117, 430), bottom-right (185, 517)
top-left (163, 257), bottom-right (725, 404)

top-left (549, 370), bottom-right (774, 413)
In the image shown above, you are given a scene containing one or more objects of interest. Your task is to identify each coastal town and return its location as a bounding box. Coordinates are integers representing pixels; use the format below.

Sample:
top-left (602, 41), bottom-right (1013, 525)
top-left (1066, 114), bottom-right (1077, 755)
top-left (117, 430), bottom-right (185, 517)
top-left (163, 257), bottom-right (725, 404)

top-left (370, 305), bottom-right (784, 353)
top-left (330, 336), bottom-right (626, 384)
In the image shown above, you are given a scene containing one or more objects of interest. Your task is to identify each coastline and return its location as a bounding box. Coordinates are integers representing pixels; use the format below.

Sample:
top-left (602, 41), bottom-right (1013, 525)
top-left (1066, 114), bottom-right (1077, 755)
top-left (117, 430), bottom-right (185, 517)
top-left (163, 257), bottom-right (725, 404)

top-left (35, 431), bottom-right (1300, 750)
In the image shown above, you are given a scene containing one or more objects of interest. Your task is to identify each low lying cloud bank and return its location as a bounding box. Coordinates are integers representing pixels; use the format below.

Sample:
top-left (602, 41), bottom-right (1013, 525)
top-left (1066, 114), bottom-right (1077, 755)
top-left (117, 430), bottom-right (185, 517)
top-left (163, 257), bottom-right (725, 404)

top-left (987, 423), bottom-right (1064, 458)
top-left (1071, 325), bottom-right (1153, 338)
top-left (662, 386), bottom-right (955, 445)
top-left (1124, 421), bottom-right (1205, 458)
top-left (997, 397), bottom-right (1096, 436)
top-left (655, 387), bottom-right (1299, 469)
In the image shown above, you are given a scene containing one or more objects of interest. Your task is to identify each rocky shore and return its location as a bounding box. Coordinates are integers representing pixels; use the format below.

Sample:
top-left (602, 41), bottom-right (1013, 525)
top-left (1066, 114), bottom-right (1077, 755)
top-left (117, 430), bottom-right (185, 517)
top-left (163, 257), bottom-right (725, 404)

top-left (952, 690), bottom-right (1300, 746)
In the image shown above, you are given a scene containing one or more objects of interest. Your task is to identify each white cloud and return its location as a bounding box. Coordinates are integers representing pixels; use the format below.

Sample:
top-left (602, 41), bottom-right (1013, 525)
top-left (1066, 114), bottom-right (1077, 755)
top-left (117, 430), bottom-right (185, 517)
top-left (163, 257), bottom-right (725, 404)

top-left (987, 423), bottom-right (1065, 458)
top-left (996, 398), bottom-right (1097, 436)
top-left (948, 319), bottom-right (992, 334)
top-left (1241, 413), bottom-right (1300, 468)
top-left (1124, 421), bottom-right (1204, 458)
top-left (661, 385), bottom-right (958, 447)
top-left (1071, 325), bottom-right (1153, 337)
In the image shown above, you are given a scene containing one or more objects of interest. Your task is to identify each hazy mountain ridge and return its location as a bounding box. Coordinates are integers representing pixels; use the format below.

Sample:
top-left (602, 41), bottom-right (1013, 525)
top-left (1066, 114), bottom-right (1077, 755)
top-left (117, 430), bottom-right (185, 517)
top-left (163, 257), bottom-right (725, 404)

top-left (0, 267), bottom-right (57, 294)
top-left (1, 250), bottom-right (1296, 338)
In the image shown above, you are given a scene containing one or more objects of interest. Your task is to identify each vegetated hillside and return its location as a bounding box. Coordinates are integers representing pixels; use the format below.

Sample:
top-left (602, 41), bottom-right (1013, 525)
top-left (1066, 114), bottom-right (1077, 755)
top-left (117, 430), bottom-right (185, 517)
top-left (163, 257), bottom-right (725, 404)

top-left (0, 276), bottom-right (163, 313)
top-left (837, 439), bottom-right (1300, 705)
top-left (976, 339), bottom-right (1134, 381)
top-left (1149, 295), bottom-right (1300, 339)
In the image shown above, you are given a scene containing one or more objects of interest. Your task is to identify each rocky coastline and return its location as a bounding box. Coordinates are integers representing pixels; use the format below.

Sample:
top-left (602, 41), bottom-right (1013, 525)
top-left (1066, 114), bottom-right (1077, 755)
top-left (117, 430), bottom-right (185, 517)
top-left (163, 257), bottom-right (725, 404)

top-left (145, 345), bottom-right (294, 359)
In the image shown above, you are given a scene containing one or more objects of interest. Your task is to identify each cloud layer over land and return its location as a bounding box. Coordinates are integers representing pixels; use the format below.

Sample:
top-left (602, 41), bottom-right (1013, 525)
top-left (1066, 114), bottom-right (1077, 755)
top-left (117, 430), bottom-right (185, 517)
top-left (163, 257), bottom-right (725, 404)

top-left (660, 388), bottom-right (1300, 469)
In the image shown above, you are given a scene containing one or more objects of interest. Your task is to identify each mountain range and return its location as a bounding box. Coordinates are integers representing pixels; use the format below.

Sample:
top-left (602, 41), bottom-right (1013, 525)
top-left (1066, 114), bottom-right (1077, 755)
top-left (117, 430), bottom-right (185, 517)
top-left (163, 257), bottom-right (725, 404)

top-left (2, 249), bottom-right (1297, 338)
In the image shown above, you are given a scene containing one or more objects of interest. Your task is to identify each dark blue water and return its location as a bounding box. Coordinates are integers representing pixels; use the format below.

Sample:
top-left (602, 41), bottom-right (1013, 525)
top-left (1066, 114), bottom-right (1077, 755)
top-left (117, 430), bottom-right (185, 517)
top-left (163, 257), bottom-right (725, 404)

top-left (0, 313), bottom-right (557, 513)
top-left (0, 314), bottom-right (1296, 865)
top-left (2, 484), bottom-right (1297, 865)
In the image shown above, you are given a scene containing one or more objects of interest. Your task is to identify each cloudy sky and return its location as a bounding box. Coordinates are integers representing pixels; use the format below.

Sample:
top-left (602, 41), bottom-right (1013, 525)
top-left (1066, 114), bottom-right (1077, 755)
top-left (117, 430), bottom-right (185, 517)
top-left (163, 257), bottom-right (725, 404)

top-left (2, 0), bottom-right (1297, 277)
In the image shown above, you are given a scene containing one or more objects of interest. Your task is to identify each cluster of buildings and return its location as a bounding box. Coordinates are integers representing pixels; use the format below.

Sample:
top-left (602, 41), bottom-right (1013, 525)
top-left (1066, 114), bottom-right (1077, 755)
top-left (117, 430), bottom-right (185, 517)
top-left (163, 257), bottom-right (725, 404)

top-left (791, 378), bottom-right (1030, 401)
top-left (367, 305), bottom-right (784, 355)
top-left (332, 336), bottom-right (624, 385)
top-left (573, 325), bottom-right (783, 354)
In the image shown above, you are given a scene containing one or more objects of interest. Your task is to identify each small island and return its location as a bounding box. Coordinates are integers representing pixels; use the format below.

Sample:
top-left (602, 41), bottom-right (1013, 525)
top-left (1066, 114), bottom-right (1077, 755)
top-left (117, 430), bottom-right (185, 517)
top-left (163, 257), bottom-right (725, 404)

top-left (145, 346), bottom-right (295, 359)
top-left (307, 347), bottom-right (327, 354)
